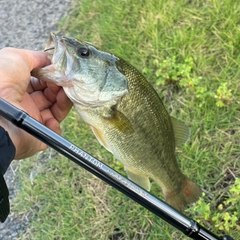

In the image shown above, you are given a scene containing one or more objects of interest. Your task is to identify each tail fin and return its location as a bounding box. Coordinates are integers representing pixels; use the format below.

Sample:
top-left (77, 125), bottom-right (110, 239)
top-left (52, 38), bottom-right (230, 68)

top-left (164, 178), bottom-right (202, 212)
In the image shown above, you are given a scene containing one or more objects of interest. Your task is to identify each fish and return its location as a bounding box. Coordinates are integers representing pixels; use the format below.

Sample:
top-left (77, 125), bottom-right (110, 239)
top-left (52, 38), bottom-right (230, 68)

top-left (32, 33), bottom-right (202, 212)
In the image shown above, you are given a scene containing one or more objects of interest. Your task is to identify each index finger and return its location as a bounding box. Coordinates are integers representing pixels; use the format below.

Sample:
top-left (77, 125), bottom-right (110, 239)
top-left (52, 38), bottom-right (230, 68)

top-left (0, 48), bottom-right (51, 70)
top-left (24, 49), bottom-right (51, 70)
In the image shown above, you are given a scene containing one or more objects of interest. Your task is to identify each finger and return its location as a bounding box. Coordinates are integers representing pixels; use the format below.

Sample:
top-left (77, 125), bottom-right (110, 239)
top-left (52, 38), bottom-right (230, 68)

top-left (43, 83), bottom-right (65, 104)
top-left (46, 82), bottom-right (62, 95)
top-left (40, 108), bottom-right (62, 135)
top-left (28, 78), bottom-right (63, 104)
top-left (0, 48), bottom-right (50, 71)
top-left (28, 78), bottom-right (63, 105)
top-left (29, 91), bottom-right (53, 111)
top-left (22, 49), bottom-right (51, 70)
top-left (50, 88), bottom-right (73, 122)
top-left (45, 118), bottom-right (62, 135)
top-left (27, 77), bottom-right (47, 93)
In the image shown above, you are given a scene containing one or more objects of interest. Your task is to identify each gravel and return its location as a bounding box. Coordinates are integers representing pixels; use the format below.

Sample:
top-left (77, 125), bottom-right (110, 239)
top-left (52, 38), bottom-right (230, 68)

top-left (0, 0), bottom-right (73, 239)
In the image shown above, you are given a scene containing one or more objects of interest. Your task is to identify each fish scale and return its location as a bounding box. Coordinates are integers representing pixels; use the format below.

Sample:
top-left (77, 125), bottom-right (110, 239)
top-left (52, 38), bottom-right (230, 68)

top-left (33, 33), bottom-right (202, 212)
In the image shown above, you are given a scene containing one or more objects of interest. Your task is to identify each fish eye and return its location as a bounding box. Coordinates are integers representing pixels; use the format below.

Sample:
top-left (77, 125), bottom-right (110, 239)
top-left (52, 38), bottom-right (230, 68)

top-left (77, 47), bottom-right (90, 58)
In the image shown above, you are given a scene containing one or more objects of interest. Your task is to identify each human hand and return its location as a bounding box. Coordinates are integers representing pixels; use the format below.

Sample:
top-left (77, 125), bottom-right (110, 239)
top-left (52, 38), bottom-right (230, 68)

top-left (0, 47), bottom-right (72, 159)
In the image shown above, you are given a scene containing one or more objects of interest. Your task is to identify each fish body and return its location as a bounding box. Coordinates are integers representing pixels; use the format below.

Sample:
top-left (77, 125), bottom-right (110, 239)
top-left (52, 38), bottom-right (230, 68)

top-left (33, 33), bottom-right (202, 211)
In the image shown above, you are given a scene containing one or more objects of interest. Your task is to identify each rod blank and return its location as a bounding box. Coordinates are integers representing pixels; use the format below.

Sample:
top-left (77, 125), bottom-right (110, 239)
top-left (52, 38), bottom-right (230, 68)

top-left (0, 98), bottom-right (233, 240)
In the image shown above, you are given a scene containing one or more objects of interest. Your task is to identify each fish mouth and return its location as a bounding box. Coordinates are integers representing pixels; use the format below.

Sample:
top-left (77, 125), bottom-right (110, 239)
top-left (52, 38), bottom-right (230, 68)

top-left (40, 32), bottom-right (79, 87)
top-left (44, 32), bottom-right (78, 63)
top-left (43, 32), bottom-right (56, 57)
top-left (44, 32), bottom-right (64, 65)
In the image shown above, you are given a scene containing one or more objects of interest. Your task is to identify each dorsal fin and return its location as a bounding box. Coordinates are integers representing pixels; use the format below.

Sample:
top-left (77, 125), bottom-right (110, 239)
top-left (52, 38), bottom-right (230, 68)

top-left (170, 116), bottom-right (190, 147)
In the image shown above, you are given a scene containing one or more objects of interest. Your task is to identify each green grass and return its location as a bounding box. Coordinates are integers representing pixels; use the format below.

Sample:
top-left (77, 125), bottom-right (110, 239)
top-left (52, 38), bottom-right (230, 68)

top-left (14, 0), bottom-right (239, 239)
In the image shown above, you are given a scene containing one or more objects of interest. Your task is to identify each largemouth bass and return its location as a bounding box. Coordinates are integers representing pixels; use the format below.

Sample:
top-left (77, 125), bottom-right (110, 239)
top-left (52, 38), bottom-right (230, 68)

top-left (33, 33), bottom-right (202, 212)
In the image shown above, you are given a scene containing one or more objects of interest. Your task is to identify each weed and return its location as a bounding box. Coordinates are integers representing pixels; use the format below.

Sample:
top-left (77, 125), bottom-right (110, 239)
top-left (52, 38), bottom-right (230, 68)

top-left (214, 82), bottom-right (233, 107)
top-left (190, 178), bottom-right (240, 234)
top-left (153, 56), bottom-right (233, 107)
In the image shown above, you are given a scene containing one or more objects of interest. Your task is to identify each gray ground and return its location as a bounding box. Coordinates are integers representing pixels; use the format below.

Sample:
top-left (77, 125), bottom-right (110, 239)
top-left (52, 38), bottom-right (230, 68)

top-left (0, 0), bottom-right (73, 239)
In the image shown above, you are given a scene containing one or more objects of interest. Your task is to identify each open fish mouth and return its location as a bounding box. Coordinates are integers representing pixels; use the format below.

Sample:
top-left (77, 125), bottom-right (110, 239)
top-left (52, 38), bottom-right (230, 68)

top-left (43, 32), bottom-right (68, 66)
top-left (41, 33), bottom-right (80, 84)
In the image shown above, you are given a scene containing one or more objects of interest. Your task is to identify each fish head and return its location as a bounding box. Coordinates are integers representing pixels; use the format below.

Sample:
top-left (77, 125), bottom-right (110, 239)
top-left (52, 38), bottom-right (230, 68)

top-left (34, 33), bottom-right (129, 107)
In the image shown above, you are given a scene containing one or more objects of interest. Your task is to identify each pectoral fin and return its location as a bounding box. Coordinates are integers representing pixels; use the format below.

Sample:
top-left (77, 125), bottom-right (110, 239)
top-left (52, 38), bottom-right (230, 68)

top-left (170, 116), bottom-right (190, 147)
top-left (125, 168), bottom-right (151, 191)
top-left (105, 109), bottom-right (133, 134)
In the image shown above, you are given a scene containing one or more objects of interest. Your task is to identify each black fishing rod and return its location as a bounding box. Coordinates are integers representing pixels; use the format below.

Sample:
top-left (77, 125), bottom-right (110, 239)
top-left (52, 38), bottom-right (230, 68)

top-left (0, 98), bottom-right (234, 240)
